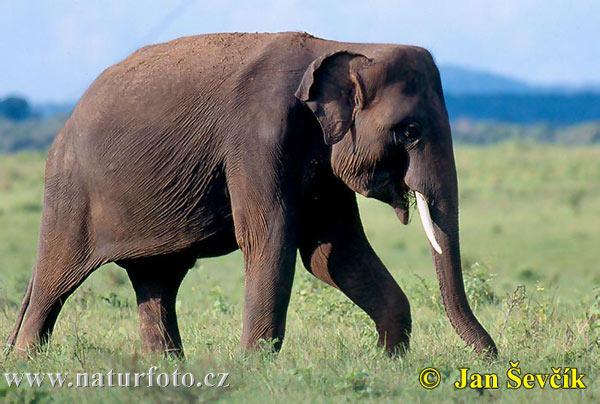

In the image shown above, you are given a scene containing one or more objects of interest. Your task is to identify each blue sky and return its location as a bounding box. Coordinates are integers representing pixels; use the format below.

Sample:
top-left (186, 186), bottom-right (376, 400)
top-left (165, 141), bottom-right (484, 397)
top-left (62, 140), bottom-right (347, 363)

top-left (1, 0), bottom-right (599, 102)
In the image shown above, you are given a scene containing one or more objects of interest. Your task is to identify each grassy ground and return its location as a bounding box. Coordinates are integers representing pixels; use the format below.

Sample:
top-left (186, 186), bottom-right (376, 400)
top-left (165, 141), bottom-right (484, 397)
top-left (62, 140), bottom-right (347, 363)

top-left (0, 144), bottom-right (598, 403)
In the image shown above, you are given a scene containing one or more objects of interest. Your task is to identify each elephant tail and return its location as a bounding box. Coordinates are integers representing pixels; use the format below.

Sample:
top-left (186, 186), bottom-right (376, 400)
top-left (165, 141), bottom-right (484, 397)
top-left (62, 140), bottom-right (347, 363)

top-left (4, 272), bottom-right (34, 356)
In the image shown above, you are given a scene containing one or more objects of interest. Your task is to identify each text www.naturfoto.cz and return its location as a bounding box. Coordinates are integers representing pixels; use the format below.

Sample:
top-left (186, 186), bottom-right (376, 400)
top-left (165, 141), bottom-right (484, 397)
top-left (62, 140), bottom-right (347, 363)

top-left (4, 367), bottom-right (230, 388)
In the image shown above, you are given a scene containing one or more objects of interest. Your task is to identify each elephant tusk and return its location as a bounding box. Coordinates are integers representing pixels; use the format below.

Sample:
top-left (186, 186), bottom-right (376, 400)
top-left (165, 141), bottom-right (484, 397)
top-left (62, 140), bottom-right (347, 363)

top-left (415, 191), bottom-right (443, 255)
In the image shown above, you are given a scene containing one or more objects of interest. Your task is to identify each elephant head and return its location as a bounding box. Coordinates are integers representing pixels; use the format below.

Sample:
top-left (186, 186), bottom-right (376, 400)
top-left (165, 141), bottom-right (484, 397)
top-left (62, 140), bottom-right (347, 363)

top-left (295, 48), bottom-right (497, 357)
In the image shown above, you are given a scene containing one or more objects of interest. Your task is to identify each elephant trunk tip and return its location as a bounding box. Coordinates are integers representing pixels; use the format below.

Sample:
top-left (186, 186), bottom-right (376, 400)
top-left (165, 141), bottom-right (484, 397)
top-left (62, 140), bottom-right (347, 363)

top-left (449, 306), bottom-right (498, 360)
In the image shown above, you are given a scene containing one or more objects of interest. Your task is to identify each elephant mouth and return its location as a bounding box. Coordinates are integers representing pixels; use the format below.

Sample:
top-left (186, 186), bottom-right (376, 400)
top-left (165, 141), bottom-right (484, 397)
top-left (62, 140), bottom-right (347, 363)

top-left (393, 189), bottom-right (442, 254)
top-left (393, 186), bottom-right (414, 225)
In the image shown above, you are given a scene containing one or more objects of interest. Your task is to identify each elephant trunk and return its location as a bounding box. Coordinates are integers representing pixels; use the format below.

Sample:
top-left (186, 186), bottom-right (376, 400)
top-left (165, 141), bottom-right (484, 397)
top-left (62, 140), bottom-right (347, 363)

top-left (425, 195), bottom-right (497, 357)
top-left (407, 146), bottom-right (497, 358)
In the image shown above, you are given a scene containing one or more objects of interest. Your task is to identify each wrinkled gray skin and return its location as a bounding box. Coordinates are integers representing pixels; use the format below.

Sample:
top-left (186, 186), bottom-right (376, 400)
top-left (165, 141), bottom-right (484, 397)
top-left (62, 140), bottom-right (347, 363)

top-left (6, 32), bottom-right (497, 358)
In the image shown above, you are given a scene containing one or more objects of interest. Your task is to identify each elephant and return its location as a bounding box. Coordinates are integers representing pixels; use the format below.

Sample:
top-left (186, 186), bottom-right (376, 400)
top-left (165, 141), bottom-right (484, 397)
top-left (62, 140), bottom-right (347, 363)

top-left (5, 32), bottom-right (497, 358)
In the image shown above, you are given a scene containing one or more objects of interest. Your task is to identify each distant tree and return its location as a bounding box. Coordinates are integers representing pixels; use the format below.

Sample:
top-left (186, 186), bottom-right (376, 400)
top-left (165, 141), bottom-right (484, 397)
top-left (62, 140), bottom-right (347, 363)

top-left (0, 96), bottom-right (32, 121)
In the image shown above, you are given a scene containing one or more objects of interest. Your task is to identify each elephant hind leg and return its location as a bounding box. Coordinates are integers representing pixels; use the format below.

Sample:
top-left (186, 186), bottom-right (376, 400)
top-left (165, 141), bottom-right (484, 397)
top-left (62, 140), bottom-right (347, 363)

top-left (5, 276), bottom-right (34, 354)
top-left (119, 253), bottom-right (193, 357)
top-left (12, 240), bottom-right (101, 356)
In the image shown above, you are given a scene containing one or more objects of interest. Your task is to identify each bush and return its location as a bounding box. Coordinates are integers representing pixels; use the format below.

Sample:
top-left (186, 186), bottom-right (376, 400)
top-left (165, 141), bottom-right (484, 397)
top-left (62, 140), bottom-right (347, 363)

top-left (0, 95), bottom-right (33, 121)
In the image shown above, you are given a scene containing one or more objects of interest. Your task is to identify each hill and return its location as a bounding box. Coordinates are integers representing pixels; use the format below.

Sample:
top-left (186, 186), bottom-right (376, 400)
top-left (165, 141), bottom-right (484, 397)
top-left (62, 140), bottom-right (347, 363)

top-left (440, 65), bottom-right (533, 95)
top-left (445, 93), bottom-right (600, 124)
top-left (439, 65), bottom-right (600, 95)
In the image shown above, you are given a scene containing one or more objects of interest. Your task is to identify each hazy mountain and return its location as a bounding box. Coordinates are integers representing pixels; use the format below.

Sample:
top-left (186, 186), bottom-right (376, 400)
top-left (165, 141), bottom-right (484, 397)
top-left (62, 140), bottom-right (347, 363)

top-left (445, 93), bottom-right (600, 124)
top-left (440, 65), bottom-right (534, 95)
top-left (439, 65), bottom-right (600, 95)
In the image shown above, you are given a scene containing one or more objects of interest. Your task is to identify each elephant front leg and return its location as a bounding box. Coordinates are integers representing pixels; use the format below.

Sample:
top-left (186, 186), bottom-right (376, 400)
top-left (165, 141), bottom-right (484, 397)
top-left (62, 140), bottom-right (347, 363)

top-left (226, 120), bottom-right (301, 352)
top-left (237, 216), bottom-right (297, 352)
top-left (241, 247), bottom-right (296, 351)
top-left (299, 186), bottom-right (412, 354)
top-left (305, 241), bottom-right (412, 354)
top-left (229, 185), bottom-right (298, 352)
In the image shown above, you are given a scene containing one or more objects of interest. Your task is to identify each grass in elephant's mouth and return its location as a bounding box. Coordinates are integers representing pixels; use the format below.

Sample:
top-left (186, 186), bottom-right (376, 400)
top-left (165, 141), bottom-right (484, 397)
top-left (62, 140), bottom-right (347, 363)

top-left (1, 143), bottom-right (599, 403)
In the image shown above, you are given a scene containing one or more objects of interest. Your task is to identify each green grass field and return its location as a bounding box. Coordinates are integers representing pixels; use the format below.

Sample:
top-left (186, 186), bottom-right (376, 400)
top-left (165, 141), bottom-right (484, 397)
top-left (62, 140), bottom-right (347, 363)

top-left (0, 144), bottom-right (598, 403)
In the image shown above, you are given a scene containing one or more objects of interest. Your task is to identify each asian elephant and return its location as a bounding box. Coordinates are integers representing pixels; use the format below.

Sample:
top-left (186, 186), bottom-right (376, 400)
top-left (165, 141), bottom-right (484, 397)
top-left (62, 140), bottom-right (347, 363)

top-left (6, 32), bottom-right (497, 358)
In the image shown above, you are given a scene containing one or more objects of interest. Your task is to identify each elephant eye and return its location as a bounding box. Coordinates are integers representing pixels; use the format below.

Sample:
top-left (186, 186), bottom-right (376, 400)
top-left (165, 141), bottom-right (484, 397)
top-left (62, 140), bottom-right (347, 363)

top-left (393, 122), bottom-right (421, 145)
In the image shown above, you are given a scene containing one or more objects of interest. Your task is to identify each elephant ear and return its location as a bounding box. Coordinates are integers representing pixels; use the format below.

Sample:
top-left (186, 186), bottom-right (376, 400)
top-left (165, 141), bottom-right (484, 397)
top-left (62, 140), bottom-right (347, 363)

top-left (295, 51), bottom-right (371, 145)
